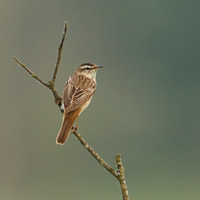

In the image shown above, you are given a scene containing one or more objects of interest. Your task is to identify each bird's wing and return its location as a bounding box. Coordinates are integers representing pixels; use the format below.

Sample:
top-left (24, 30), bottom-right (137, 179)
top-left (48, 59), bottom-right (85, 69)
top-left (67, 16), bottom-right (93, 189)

top-left (63, 75), bottom-right (96, 113)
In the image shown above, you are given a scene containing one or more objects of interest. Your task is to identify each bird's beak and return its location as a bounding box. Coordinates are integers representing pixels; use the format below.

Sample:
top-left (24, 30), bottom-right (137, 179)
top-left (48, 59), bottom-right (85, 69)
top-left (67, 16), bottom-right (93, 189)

top-left (91, 65), bottom-right (103, 70)
top-left (93, 65), bottom-right (103, 70)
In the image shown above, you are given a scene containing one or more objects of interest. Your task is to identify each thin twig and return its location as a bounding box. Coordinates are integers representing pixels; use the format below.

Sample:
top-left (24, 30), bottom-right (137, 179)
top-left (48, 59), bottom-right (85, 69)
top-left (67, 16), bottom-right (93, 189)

top-left (72, 129), bottom-right (117, 177)
top-left (13, 22), bottom-right (130, 200)
top-left (13, 55), bottom-right (63, 112)
top-left (51, 22), bottom-right (68, 84)
top-left (13, 56), bottom-right (49, 88)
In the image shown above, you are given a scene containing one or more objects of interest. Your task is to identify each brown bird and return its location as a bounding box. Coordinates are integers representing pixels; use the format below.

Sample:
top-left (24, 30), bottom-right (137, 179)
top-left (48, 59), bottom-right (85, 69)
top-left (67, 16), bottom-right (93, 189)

top-left (56, 63), bottom-right (103, 145)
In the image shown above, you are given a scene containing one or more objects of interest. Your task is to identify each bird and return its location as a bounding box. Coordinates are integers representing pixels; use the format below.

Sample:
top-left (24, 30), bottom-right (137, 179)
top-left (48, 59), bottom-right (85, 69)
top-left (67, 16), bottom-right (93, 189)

top-left (56, 63), bottom-right (103, 145)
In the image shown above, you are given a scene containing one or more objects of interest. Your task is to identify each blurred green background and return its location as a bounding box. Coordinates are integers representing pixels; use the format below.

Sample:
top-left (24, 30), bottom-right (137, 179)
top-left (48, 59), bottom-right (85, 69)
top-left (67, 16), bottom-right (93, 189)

top-left (1, 0), bottom-right (200, 199)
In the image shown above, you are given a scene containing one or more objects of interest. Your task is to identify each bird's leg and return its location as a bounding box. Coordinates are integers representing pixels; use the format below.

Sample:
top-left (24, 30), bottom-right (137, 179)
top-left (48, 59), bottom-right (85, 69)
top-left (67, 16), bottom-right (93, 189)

top-left (74, 116), bottom-right (79, 130)
top-left (71, 116), bottom-right (79, 133)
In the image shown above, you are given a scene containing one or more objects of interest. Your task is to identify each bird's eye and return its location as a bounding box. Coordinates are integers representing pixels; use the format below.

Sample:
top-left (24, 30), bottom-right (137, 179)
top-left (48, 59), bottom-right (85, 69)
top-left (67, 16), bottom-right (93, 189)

top-left (86, 67), bottom-right (91, 70)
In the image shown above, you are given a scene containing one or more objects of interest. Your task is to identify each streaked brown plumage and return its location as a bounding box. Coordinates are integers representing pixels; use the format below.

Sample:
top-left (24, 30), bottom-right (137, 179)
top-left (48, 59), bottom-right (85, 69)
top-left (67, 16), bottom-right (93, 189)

top-left (56, 63), bottom-right (103, 145)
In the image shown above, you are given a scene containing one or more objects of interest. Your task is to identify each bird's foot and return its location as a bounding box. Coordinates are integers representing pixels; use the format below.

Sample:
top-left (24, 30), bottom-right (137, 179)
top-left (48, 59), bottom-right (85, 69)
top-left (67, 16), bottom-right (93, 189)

top-left (71, 126), bottom-right (78, 133)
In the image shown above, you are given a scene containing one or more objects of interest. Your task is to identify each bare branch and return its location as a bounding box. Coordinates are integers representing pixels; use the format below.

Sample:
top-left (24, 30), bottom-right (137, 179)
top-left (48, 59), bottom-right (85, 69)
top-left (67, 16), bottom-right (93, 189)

top-left (13, 55), bottom-right (63, 112)
top-left (12, 23), bottom-right (68, 111)
top-left (72, 129), bottom-right (130, 200)
top-left (13, 56), bottom-right (49, 88)
top-left (13, 22), bottom-right (130, 200)
top-left (72, 129), bottom-right (117, 177)
top-left (51, 22), bottom-right (68, 84)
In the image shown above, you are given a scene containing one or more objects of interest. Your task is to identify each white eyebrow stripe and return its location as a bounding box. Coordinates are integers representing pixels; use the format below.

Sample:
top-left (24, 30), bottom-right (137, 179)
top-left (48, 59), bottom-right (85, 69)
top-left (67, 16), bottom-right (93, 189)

top-left (80, 65), bottom-right (91, 69)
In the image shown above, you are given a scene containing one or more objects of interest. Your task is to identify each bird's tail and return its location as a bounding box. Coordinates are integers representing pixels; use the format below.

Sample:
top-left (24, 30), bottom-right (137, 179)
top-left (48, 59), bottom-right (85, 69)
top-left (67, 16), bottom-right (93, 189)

top-left (56, 109), bottom-right (80, 145)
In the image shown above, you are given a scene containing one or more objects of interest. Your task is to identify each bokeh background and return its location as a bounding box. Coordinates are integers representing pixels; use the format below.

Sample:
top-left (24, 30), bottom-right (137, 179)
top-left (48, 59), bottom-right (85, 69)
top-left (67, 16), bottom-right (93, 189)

top-left (1, 0), bottom-right (200, 199)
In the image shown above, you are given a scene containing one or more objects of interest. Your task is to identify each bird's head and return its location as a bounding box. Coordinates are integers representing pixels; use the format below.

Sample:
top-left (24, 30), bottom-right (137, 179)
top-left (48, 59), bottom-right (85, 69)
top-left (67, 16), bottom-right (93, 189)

top-left (76, 63), bottom-right (103, 81)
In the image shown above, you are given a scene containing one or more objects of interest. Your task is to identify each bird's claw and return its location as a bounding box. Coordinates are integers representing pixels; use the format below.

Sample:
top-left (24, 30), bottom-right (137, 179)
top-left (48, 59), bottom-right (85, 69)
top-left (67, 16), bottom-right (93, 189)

top-left (71, 126), bottom-right (78, 133)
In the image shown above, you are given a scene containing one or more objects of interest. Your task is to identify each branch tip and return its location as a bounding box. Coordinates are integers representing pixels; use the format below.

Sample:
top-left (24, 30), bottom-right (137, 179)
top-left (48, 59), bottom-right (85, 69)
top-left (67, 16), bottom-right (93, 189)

top-left (64, 22), bottom-right (68, 32)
